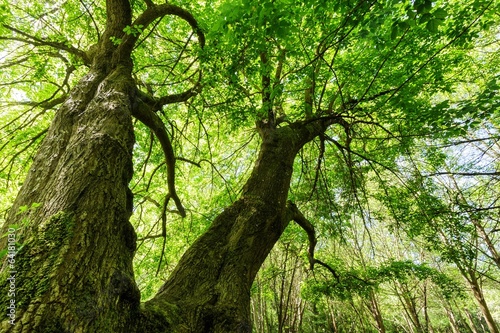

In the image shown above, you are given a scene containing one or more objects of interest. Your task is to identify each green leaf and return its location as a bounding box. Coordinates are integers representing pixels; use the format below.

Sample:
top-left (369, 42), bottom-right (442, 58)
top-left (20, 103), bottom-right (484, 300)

top-left (0, 248), bottom-right (7, 260)
top-left (110, 36), bottom-right (122, 45)
top-left (419, 13), bottom-right (432, 23)
top-left (415, 4), bottom-right (426, 14)
top-left (433, 8), bottom-right (448, 19)
top-left (391, 25), bottom-right (399, 40)
top-left (426, 19), bottom-right (442, 33)
top-left (17, 205), bottom-right (28, 214)
top-left (407, 8), bottom-right (417, 19)
top-left (398, 21), bottom-right (410, 30)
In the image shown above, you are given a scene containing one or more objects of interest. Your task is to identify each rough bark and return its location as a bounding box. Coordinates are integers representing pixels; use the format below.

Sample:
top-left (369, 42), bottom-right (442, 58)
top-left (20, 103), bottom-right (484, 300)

top-left (0, 0), bottom-right (336, 331)
top-left (0, 56), bottom-right (333, 333)
top-left (0, 64), bottom-right (139, 332)
top-left (141, 122), bottom-right (333, 332)
top-left (0, 0), bottom-right (138, 331)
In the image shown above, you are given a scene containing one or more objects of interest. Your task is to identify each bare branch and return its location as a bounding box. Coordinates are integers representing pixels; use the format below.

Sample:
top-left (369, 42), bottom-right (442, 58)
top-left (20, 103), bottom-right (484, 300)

top-left (176, 156), bottom-right (202, 168)
top-left (132, 97), bottom-right (186, 217)
top-left (1, 24), bottom-right (91, 65)
top-left (287, 201), bottom-right (343, 281)
top-left (287, 201), bottom-right (317, 270)
top-left (79, 0), bottom-right (101, 41)
top-left (118, 3), bottom-right (205, 57)
top-left (124, 3), bottom-right (205, 109)
top-left (0, 128), bottom-right (48, 176)
top-left (6, 95), bottom-right (68, 110)
top-left (137, 234), bottom-right (163, 241)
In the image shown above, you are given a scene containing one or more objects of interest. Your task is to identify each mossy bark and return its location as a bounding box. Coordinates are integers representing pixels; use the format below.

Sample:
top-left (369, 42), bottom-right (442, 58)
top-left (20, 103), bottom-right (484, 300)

top-left (0, 91), bottom-right (330, 332)
top-left (0, 1), bottom-right (140, 330)
top-left (0, 65), bottom-right (140, 332)
top-left (142, 123), bottom-right (331, 332)
top-left (0, 0), bottom-right (335, 331)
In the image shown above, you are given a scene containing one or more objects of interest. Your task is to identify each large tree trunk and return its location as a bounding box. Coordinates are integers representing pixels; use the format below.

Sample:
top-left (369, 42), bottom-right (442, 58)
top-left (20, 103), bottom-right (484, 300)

top-left (141, 124), bottom-right (326, 332)
top-left (0, 64), bottom-right (140, 332)
top-left (0, 1), bottom-right (140, 331)
top-left (0, 64), bottom-right (330, 333)
top-left (0, 0), bottom-right (333, 330)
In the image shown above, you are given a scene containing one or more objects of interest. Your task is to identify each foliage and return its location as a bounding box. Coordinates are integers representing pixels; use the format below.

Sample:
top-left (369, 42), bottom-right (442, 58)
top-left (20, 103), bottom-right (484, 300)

top-left (0, 0), bottom-right (499, 331)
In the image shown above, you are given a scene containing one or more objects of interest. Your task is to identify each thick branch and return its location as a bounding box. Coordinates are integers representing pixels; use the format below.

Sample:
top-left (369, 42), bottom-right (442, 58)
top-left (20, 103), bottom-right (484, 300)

top-left (156, 72), bottom-right (202, 106)
top-left (120, 3), bottom-right (205, 108)
top-left (260, 51), bottom-right (274, 126)
top-left (10, 95), bottom-right (68, 110)
top-left (287, 201), bottom-right (317, 270)
top-left (131, 98), bottom-right (186, 217)
top-left (144, 0), bottom-right (155, 8)
top-left (117, 3), bottom-right (205, 59)
top-left (287, 201), bottom-right (341, 281)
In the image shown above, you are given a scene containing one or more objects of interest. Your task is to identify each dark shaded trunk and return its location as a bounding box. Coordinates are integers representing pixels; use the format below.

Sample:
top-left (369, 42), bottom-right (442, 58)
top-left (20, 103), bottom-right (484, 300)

top-left (0, 70), bottom-right (330, 332)
top-left (0, 0), bottom-right (149, 329)
top-left (0, 64), bottom-right (140, 332)
top-left (141, 124), bottom-right (326, 332)
top-left (0, 0), bottom-right (333, 330)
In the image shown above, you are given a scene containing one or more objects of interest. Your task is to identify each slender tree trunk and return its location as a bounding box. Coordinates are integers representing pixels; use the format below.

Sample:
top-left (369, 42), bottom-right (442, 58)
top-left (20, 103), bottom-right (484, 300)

top-left (327, 300), bottom-right (339, 333)
top-left (423, 283), bottom-right (431, 333)
top-left (444, 304), bottom-right (462, 333)
top-left (395, 282), bottom-right (424, 333)
top-left (367, 292), bottom-right (386, 333)
top-left (468, 272), bottom-right (499, 333)
top-left (464, 309), bottom-right (480, 333)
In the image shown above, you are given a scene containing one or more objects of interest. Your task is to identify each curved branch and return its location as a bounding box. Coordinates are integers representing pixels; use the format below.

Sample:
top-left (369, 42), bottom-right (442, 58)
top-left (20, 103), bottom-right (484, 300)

top-left (7, 95), bottom-right (68, 110)
top-left (118, 3), bottom-right (205, 58)
top-left (144, 0), bottom-right (155, 8)
top-left (131, 98), bottom-right (186, 217)
top-left (287, 201), bottom-right (317, 270)
top-left (79, 0), bottom-right (101, 41)
top-left (120, 3), bottom-right (205, 109)
top-left (156, 71), bottom-right (202, 106)
top-left (287, 201), bottom-right (341, 282)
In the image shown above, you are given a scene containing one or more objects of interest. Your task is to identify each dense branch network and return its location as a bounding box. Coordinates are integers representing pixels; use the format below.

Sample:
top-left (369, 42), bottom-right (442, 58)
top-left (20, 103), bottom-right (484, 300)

top-left (128, 3), bottom-right (206, 218)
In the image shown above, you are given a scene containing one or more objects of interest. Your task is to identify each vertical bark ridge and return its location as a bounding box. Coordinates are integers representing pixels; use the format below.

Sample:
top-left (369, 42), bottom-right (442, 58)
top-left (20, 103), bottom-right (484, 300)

top-left (0, 65), bottom-right (140, 332)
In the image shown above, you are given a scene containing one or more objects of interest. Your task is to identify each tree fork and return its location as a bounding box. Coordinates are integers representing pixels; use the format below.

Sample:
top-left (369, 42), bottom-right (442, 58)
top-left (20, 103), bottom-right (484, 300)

top-left (139, 119), bottom-right (341, 332)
